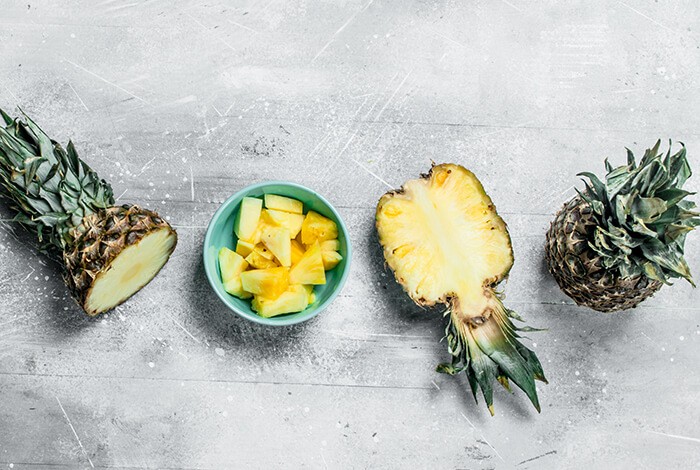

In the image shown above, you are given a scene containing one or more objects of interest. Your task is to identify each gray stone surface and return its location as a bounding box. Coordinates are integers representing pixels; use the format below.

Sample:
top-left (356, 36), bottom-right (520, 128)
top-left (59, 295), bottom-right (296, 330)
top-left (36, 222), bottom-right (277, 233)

top-left (1, 1), bottom-right (699, 468)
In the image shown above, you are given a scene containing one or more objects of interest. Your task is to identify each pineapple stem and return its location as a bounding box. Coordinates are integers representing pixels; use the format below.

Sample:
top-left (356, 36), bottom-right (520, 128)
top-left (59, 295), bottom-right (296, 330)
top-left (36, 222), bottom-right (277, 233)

top-left (436, 294), bottom-right (547, 416)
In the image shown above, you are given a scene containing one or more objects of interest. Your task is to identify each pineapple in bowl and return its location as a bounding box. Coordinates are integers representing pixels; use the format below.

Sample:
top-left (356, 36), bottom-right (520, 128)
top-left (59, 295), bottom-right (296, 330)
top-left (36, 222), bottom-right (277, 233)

top-left (203, 182), bottom-right (352, 326)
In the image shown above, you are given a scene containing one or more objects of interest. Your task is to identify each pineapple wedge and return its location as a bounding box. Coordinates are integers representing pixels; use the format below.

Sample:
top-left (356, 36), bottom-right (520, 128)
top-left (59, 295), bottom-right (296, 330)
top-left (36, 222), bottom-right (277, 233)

top-left (320, 239), bottom-right (340, 252)
top-left (240, 267), bottom-right (289, 299)
top-left (261, 226), bottom-right (292, 267)
top-left (290, 239), bottom-right (305, 265)
top-left (236, 239), bottom-right (255, 257)
top-left (301, 211), bottom-right (338, 245)
top-left (253, 244), bottom-right (275, 260)
top-left (251, 284), bottom-right (309, 318)
top-left (265, 209), bottom-right (305, 239)
top-left (245, 250), bottom-right (278, 269)
top-left (234, 197), bottom-right (262, 242)
top-left (218, 248), bottom-right (251, 299)
top-left (289, 241), bottom-right (326, 285)
top-left (264, 194), bottom-right (303, 214)
top-left (321, 251), bottom-right (343, 270)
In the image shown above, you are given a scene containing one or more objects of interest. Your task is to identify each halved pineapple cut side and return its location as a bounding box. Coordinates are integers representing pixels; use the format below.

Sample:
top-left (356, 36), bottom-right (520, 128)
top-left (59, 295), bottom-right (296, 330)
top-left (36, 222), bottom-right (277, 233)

top-left (376, 163), bottom-right (546, 415)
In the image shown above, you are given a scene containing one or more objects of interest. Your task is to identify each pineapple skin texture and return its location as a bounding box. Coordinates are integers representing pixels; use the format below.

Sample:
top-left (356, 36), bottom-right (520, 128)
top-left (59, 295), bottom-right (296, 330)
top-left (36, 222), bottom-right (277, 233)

top-left (63, 204), bottom-right (177, 316)
top-left (545, 196), bottom-right (662, 312)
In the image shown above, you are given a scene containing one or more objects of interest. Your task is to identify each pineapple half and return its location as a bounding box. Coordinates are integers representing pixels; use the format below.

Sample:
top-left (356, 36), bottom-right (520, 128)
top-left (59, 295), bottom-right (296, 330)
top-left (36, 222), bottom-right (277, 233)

top-left (376, 163), bottom-right (546, 414)
top-left (0, 109), bottom-right (177, 316)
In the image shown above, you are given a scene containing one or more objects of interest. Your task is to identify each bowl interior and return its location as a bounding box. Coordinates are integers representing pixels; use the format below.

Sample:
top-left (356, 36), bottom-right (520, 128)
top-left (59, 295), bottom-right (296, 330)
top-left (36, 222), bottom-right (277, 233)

top-left (203, 182), bottom-right (352, 326)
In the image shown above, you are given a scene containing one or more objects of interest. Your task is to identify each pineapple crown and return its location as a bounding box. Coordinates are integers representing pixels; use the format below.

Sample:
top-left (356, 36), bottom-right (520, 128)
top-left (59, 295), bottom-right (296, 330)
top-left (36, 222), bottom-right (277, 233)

top-left (577, 140), bottom-right (699, 286)
top-left (0, 109), bottom-right (114, 249)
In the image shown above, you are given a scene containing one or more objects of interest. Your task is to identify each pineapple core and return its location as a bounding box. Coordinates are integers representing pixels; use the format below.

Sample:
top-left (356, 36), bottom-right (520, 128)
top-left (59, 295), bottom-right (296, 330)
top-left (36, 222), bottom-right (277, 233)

top-left (85, 228), bottom-right (177, 314)
top-left (376, 164), bottom-right (513, 318)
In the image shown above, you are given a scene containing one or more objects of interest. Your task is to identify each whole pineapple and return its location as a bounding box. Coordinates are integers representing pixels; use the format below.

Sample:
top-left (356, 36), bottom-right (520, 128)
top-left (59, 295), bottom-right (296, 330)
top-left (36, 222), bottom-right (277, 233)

top-left (546, 141), bottom-right (698, 312)
top-left (377, 164), bottom-right (546, 415)
top-left (0, 110), bottom-right (177, 315)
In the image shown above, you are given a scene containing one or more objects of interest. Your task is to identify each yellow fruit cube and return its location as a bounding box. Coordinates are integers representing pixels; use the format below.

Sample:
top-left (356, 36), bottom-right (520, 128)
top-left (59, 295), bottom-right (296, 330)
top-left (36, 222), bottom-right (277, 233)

top-left (265, 209), bottom-right (305, 239)
top-left (234, 197), bottom-right (262, 242)
top-left (290, 239), bottom-right (305, 265)
top-left (264, 194), bottom-right (303, 214)
top-left (241, 267), bottom-right (289, 299)
top-left (236, 239), bottom-right (255, 257)
top-left (322, 251), bottom-right (343, 270)
top-left (261, 225), bottom-right (292, 267)
top-left (320, 239), bottom-right (340, 252)
top-left (289, 241), bottom-right (326, 285)
top-left (218, 247), bottom-right (248, 282)
top-left (245, 251), bottom-right (278, 270)
top-left (301, 211), bottom-right (338, 245)
top-left (254, 244), bottom-right (275, 260)
top-left (251, 284), bottom-right (309, 318)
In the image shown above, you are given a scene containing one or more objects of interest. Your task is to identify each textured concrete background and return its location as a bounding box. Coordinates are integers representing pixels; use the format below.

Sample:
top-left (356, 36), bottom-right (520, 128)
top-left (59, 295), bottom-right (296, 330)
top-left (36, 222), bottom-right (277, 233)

top-left (1, 1), bottom-right (699, 469)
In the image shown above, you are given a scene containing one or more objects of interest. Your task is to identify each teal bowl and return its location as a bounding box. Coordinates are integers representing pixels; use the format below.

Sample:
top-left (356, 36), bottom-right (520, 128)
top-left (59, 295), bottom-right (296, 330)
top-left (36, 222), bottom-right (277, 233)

top-left (203, 181), bottom-right (352, 326)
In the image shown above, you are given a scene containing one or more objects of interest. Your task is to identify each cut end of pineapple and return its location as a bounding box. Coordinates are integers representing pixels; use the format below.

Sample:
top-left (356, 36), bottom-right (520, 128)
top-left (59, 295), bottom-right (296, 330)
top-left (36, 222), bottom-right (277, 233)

top-left (84, 227), bottom-right (177, 316)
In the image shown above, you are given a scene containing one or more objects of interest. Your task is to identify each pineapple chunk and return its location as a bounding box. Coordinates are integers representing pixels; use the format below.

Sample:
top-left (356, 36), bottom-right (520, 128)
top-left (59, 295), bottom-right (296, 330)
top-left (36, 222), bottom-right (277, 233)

top-left (218, 247), bottom-right (248, 282)
top-left (264, 194), bottom-right (303, 214)
top-left (290, 239), bottom-right (305, 265)
top-left (240, 267), bottom-right (289, 299)
top-left (251, 284), bottom-right (309, 318)
top-left (261, 225), bottom-right (292, 267)
top-left (265, 209), bottom-right (305, 238)
top-left (320, 239), bottom-right (340, 252)
top-left (254, 244), bottom-right (275, 260)
top-left (301, 211), bottom-right (338, 245)
top-left (245, 250), bottom-right (278, 269)
top-left (218, 248), bottom-right (251, 299)
top-left (321, 251), bottom-right (343, 270)
top-left (234, 197), bottom-right (263, 242)
top-left (289, 241), bottom-right (326, 285)
top-left (236, 239), bottom-right (255, 257)
top-left (302, 284), bottom-right (316, 304)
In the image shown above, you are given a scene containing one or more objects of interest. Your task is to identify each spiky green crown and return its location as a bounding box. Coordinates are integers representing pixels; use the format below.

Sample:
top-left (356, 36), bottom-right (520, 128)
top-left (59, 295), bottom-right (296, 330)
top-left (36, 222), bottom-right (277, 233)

top-left (0, 109), bottom-right (114, 249)
top-left (578, 140), bottom-right (699, 285)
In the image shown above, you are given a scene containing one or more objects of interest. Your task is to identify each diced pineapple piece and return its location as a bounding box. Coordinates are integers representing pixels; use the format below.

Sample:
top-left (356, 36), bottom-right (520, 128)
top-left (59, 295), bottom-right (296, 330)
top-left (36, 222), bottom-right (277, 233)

top-left (234, 197), bottom-right (262, 242)
top-left (218, 248), bottom-right (251, 299)
top-left (289, 241), bottom-right (326, 285)
top-left (240, 267), bottom-right (289, 299)
top-left (264, 194), bottom-right (303, 214)
top-left (245, 251), bottom-right (278, 269)
top-left (250, 213), bottom-right (277, 245)
top-left (251, 284), bottom-right (309, 318)
top-left (236, 240), bottom-right (255, 257)
top-left (265, 209), bottom-right (305, 238)
top-left (261, 226), bottom-right (292, 267)
top-left (320, 239), bottom-right (340, 252)
top-left (224, 277), bottom-right (252, 299)
top-left (322, 251), bottom-right (343, 270)
top-left (301, 284), bottom-right (316, 304)
top-left (254, 244), bottom-right (275, 260)
top-left (290, 239), bottom-right (305, 265)
top-left (218, 247), bottom-right (248, 282)
top-left (301, 211), bottom-right (338, 245)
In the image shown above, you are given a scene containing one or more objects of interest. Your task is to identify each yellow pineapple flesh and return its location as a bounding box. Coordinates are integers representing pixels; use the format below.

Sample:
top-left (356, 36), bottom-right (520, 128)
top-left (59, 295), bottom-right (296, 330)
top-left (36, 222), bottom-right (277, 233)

top-left (251, 284), bottom-right (310, 318)
top-left (240, 267), bottom-right (289, 299)
top-left (289, 241), bottom-right (326, 285)
top-left (301, 211), bottom-right (338, 245)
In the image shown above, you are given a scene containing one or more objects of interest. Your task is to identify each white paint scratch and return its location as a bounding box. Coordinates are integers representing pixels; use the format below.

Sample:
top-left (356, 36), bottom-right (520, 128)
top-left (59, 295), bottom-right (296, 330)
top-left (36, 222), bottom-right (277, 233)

top-left (647, 430), bottom-right (700, 444)
top-left (311, 0), bottom-right (375, 63)
top-left (3, 85), bottom-right (19, 104)
top-left (219, 38), bottom-right (236, 52)
top-left (350, 157), bottom-right (394, 189)
top-left (363, 71), bottom-right (400, 120)
top-left (20, 267), bottom-right (35, 283)
top-left (226, 19), bottom-right (258, 33)
top-left (67, 83), bottom-right (89, 111)
top-left (211, 104), bottom-right (223, 117)
top-left (461, 412), bottom-right (505, 463)
top-left (168, 314), bottom-right (200, 343)
top-left (56, 396), bottom-right (95, 469)
top-left (63, 59), bottom-right (148, 104)
top-left (429, 29), bottom-right (465, 48)
top-left (136, 156), bottom-right (157, 176)
top-left (373, 70), bottom-right (412, 122)
top-left (189, 166), bottom-right (195, 202)
top-left (617, 1), bottom-right (676, 33)
top-left (431, 380), bottom-right (440, 390)
top-left (225, 101), bottom-right (236, 116)
top-left (115, 189), bottom-right (128, 202)
top-left (500, 0), bottom-right (523, 12)
top-left (306, 132), bottom-right (331, 160)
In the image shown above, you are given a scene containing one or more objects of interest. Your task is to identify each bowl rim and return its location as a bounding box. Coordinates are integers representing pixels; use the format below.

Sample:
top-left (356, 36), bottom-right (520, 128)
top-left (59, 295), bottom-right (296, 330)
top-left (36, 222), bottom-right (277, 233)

top-left (202, 180), bottom-right (353, 326)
